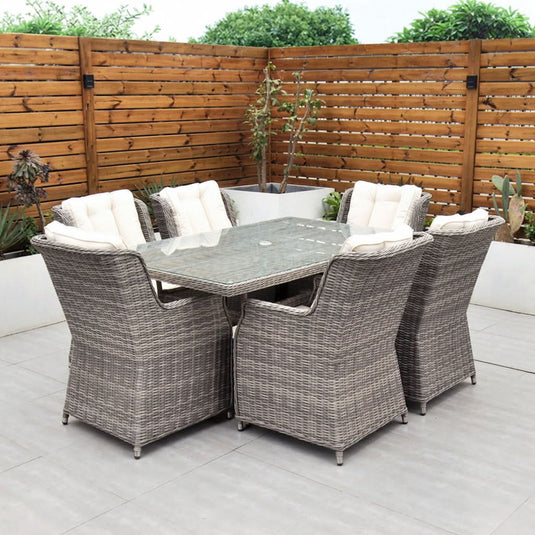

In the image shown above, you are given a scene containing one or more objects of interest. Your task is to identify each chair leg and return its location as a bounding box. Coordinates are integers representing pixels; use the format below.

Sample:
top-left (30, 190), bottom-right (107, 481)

top-left (133, 446), bottom-right (142, 459)
top-left (237, 420), bottom-right (249, 431)
top-left (226, 409), bottom-right (234, 420)
top-left (471, 373), bottom-right (477, 385)
top-left (419, 402), bottom-right (427, 416)
top-left (401, 412), bottom-right (408, 424)
top-left (62, 411), bottom-right (69, 425)
top-left (335, 451), bottom-right (344, 466)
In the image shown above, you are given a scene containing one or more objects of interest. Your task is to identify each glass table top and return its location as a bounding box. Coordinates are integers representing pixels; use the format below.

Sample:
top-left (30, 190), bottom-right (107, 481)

top-left (137, 217), bottom-right (380, 296)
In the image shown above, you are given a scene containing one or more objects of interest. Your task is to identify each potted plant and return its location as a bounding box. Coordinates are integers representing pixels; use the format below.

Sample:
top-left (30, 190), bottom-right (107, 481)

top-left (471, 171), bottom-right (535, 315)
top-left (0, 149), bottom-right (64, 336)
top-left (224, 64), bottom-right (334, 224)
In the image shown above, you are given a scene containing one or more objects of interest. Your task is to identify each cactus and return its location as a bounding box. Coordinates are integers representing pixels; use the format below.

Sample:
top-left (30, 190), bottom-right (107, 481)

top-left (491, 171), bottom-right (527, 241)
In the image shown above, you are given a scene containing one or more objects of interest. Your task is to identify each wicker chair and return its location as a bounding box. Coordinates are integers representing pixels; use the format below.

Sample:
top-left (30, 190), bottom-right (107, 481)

top-left (337, 187), bottom-right (432, 231)
top-left (32, 235), bottom-right (232, 458)
top-left (395, 216), bottom-right (504, 415)
top-left (151, 184), bottom-right (236, 239)
top-left (234, 233), bottom-right (433, 465)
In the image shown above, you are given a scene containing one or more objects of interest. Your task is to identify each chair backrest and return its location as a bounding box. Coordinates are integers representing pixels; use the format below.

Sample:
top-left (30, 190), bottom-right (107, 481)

top-left (53, 190), bottom-right (153, 249)
top-left (310, 233), bottom-right (433, 340)
top-left (152, 181), bottom-right (234, 239)
top-left (345, 181), bottom-right (422, 229)
top-left (403, 216), bottom-right (504, 317)
top-left (32, 234), bottom-right (158, 345)
top-left (337, 183), bottom-right (431, 231)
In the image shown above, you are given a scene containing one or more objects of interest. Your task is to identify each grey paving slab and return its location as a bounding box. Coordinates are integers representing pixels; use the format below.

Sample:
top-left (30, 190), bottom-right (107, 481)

top-left (0, 457), bottom-right (124, 535)
top-left (0, 392), bottom-right (96, 455)
top-left (47, 417), bottom-right (265, 500)
top-left (19, 350), bottom-right (69, 384)
top-left (492, 495), bottom-right (535, 535)
top-left (0, 364), bottom-right (64, 403)
top-left (65, 502), bottom-right (185, 535)
top-left (130, 451), bottom-right (452, 535)
top-left (236, 425), bottom-right (534, 535)
top-left (0, 321), bottom-right (70, 364)
top-left (467, 304), bottom-right (513, 332)
top-left (396, 365), bottom-right (535, 477)
top-left (0, 435), bottom-right (40, 473)
top-left (472, 331), bottom-right (535, 373)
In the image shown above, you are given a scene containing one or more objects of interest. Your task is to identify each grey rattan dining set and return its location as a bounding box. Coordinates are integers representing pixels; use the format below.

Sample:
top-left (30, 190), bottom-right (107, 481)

top-left (32, 180), bottom-right (504, 465)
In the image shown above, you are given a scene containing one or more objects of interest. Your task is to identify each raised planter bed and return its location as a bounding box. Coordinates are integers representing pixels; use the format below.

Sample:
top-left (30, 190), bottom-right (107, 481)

top-left (471, 241), bottom-right (535, 315)
top-left (224, 183), bottom-right (334, 225)
top-left (0, 253), bottom-right (65, 337)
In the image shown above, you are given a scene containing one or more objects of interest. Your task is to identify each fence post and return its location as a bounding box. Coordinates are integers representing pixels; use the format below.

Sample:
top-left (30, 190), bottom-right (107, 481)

top-left (78, 37), bottom-right (99, 195)
top-left (460, 39), bottom-right (481, 213)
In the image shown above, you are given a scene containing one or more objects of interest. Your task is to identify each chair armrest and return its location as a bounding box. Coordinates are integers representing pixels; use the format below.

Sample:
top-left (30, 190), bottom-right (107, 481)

top-left (221, 190), bottom-right (237, 226)
top-left (336, 188), bottom-right (353, 223)
top-left (52, 205), bottom-right (75, 226)
top-left (150, 193), bottom-right (179, 239)
top-left (134, 198), bottom-right (156, 242)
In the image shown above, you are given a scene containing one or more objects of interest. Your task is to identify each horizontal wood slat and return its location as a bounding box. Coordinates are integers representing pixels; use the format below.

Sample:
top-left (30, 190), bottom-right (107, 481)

top-left (1, 35), bottom-right (534, 220)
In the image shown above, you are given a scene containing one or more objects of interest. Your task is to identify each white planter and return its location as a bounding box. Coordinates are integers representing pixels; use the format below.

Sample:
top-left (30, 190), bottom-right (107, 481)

top-left (471, 241), bottom-right (535, 315)
top-left (224, 183), bottom-right (334, 225)
top-left (0, 254), bottom-right (65, 337)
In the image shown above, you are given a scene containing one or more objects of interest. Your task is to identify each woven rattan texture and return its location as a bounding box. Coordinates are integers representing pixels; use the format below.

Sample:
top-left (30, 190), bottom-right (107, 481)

top-left (151, 189), bottom-right (237, 240)
top-left (337, 188), bottom-right (431, 231)
top-left (32, 235), bottom-right (232, 453)
top-left (234, 233), bottom-right (433, 456)
top-left (395, 217), bottom-right (504, 408)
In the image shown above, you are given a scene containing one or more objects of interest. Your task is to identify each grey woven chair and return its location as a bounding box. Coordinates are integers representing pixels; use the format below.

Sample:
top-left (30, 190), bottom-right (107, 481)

top-left (395, 216), bottom-right (504, 415)
top-left (151, 189), bottom-right (236, 239)
top-left (234, 233), bottom-right (433, 465)
top-left (52, 197), bottom-right (155, 243)
top-left (337, 187), bottom-right (432, 231)
top-left (32, 234), bottom-right (232, 458)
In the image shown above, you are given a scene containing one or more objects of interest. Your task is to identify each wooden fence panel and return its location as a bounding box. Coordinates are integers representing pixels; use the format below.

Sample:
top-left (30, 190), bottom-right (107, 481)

top-left (89, 39), bottom-right (263, 194)
top-left (1, 35), bottom-right (535, 222)
top-left (269, 42), bottom-right (473, 215)
top-left (475, 39), bottom-right (535, 212)
top-left (0, 35), bottom-right (87, 214)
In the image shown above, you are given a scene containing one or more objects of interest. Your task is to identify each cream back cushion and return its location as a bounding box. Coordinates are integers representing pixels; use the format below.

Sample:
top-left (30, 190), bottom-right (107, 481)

top-left (44, 221), bottom-right (126, 250)
top-left (159, 181), bottom-right (232, 236)
top-left (347, 181), bottom-right (422, 230)
top-left (61, 190), bottom-right (145, 249)
top-left (340, 224), bottom-right (413, 253)
top-left (429, 208), bottom-right (488, 231)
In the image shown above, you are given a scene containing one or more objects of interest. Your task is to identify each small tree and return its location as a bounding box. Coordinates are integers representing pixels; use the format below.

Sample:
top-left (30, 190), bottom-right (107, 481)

top-left (245, 64), bottom-right (283, 193)
top-left (5, 149), bottom-right (49, 231)
top-left (192, 0), bottom-right (357, 47)
top-left (390, 0), bottom-right (533, 42)
top-left (0, 0), bottom-right (159, 39)
top-left (278, 73), bottom-right (323, 193)
top-left (246, 65), bottom-right (323, 194)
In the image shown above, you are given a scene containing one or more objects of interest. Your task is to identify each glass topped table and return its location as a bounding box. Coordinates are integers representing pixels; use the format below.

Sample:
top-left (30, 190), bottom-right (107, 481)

top-left (137, 217), bottom-right (378, 297)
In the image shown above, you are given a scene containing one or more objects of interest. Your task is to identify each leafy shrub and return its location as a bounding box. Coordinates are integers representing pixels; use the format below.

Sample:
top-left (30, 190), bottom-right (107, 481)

top-left (193, 0), bottom-right (357, 47)
top-left (390, 0), bottom-right (533, 42)
top-left (0, 0), bottom-right (158, 39)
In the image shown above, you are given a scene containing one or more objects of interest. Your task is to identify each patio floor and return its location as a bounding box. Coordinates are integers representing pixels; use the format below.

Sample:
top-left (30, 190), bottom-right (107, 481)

top-left (0, 304), bottom-right (534, 534)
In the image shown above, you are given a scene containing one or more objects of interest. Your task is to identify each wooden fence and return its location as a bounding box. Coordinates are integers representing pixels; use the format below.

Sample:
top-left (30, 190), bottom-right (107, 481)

top-left (0, 34), bottom-right (534, 220)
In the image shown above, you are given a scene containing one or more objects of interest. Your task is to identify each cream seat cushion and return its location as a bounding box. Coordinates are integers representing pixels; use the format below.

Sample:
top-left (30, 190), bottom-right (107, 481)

top-left (429, 208), bottom-right (488, 231)
top-left (340, 224), bottom-right (413, 253)
top-left (61, 190), bottom-right (145, 249)
top-left (159, 181), bottom-right (232, 236)
top-left (347, 181), bottom-right (422, 230)
top-left (44, 221), bottom-right (126, 250)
